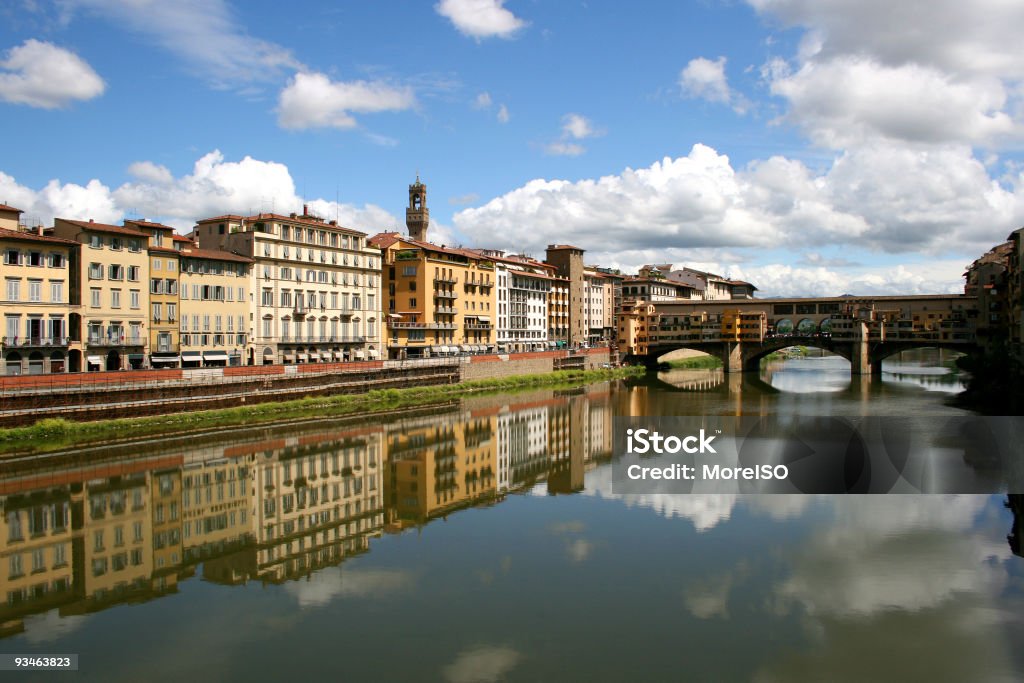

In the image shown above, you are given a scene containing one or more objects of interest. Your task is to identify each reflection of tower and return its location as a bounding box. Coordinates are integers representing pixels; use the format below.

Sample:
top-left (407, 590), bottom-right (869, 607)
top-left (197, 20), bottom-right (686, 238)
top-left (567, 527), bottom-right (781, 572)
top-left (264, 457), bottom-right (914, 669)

top-left (1007, 495), bottom-right (1024, 558)
top-left (406, 176), bottom-right (429, 242)
top-left (548, 396), bottom-right (586, 494)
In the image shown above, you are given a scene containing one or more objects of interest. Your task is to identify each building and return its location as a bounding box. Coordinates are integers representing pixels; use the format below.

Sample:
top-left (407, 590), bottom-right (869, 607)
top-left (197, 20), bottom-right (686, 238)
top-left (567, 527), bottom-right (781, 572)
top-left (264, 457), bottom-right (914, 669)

top-left (51, 218), bottom-right (151, 371)
top-left (472, 250), bottom-right (560, 352)
top-left (371, 232), bottom-right (496, 358)
top-left (545, 245), bottom-right (587, 346)
top-left (2, 207), bottom-right (80, 375)
top-left (193, 207), bottom-right (383, 364)
top-left (964, 240), bottom-right (1012, 350)
top-left (584, 269), bottom-right (616, 345)
top-left (638, 264), bottom-right (756, 300)
top-left (177, 242), bottom-right (253, 367)
top-left (121, 220), bottom-right (182, 368)
top-left (1008, 228), bottom-right (1024, 355)
top-left (616, 300), bottom-right (660, 356)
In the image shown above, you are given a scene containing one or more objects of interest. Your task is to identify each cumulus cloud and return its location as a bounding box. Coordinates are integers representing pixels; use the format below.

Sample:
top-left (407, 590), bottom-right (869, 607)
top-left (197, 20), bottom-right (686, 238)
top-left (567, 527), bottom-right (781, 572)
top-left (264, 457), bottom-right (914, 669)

top-left (0, 150), bottom-right (400, 234)
top-left (768, 57), bottom-right (1016, 147)
top-left (496, 103), bottom-right (509, 123)
top-left (277, 72), bottom-right (416, 130)
top-left (64, 0), bottom-right (300, 88)
top-left (442, 645), bottom-right (522, 683)
top-left (435, 0), bottom-right (527, 40)
top-left (0, 39), bottom-right (105, 108)
top-left (752, 0), bottom-right (1024, 148)
top-left (680, 56), bottom-right (732, 104)
top-left (454, 142), bottom-right (1024, 293)
top-left (544, 141), bottom-right (585, 157)
top-left (473, 91), bottom-right (492, 109)
top-left (561, 113), bottom-right (600, 140)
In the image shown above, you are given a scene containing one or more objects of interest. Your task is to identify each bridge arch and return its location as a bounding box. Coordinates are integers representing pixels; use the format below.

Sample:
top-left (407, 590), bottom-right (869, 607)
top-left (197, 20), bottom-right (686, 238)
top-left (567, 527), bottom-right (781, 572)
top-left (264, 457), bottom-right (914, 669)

top-left (776, 319), bottom-right (794, 335)
top-left (796, 319), bottom-right (817, 335)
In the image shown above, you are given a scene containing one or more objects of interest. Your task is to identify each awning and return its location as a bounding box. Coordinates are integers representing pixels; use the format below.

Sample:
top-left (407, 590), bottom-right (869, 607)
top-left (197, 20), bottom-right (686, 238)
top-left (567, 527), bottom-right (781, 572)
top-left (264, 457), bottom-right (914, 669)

top-left (439, 345), bottom-right (450, 354)
top-left (283, 353), bottom-right (295, 361)
top-left (460, 345), bottom-right (471, 352)
top-left (353, 350), bottom-right (365, 359)
top-left (368, 349), bottom-right (379, 359)
top-left (181, 351), bottom-right (202, 361)
top-left (87, 355), bottom-right (102, 366)
top-left (203, 351), bottom-right (229, 361)
top-left (297, 353), bottom-right (308, 361)
top-left (477, 316), bottom-right (490, 322)
top-left (151, 356), bottom-right (179, 364)
top-left (128, 354), bottom-right (144, 360)
top-left (308, 352), bottom-right (320, 361)
top-left (387, 313), bottom-right (402, 318)
top-left (332, 351), bottom-right (342, 361)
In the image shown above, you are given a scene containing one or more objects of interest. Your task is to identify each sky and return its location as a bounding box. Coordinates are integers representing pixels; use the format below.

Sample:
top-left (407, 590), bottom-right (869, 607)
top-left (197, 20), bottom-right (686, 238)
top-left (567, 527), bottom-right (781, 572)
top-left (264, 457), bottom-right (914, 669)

top-left (2, 0), bottom-right (1024, 297)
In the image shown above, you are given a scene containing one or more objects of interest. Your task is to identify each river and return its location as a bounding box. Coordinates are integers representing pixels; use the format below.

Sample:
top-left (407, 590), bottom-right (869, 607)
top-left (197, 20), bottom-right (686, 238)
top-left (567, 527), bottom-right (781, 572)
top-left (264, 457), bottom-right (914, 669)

top-left (1, 350), bottom-right (1021, 682)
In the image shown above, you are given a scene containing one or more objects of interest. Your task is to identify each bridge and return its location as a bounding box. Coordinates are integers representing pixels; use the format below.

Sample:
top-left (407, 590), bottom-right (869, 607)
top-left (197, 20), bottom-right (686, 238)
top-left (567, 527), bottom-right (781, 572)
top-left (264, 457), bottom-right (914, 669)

top-left (619, 294), bottom-right (980, 375)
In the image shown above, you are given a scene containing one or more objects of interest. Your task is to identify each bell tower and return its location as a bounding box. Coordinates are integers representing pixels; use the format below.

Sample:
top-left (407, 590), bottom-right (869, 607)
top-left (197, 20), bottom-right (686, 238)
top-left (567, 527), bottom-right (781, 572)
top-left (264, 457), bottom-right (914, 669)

top-left (406, 175), bottom-right (429, 242)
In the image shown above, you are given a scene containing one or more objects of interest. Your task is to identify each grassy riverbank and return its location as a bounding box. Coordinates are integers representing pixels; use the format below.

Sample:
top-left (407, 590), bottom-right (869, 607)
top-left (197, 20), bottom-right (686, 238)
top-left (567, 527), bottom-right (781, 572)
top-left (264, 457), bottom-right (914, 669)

top-left (0, 366), bottom-right (644, 455)
top-left (663, 356), bottom-right (723, 369)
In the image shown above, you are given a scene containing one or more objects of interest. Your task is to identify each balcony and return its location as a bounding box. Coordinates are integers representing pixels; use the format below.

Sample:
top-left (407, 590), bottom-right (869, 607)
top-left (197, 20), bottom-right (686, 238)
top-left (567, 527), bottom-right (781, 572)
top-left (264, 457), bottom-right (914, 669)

top-left (1, 336), bottom-right (72, 348)
top-left (434, 306), bottom-right (457, 315)
top-left (277, 335), bottom-right (365, 344)
top-left (464, 323), bottom-right (493, 330)
top-left (87, 336), bottom-right (145, 347)
top-left (433, 275), bottom-right (458, 285)
top-left (434, 290), bottom-right (458, 300)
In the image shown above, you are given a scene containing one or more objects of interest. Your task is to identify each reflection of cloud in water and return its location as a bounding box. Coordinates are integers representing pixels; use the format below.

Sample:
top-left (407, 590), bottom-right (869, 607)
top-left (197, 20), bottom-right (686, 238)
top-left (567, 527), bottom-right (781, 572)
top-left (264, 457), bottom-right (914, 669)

top-left (283, 567), bottom-right (416, 608)
top-left (22, 609), bottom-right (88, 644)
top-left (746, 495), bottom-right (815, 520)
top-left (565, 538), bottom-right (593, 563)
top-left (443, 645), bottom-right (522, 683)
top-left (775, 496), bottom-right (1008, 619)
top-left (684, 573), bottom-right (734, 620)
top-left (583, 465), bottom-right (737, 531)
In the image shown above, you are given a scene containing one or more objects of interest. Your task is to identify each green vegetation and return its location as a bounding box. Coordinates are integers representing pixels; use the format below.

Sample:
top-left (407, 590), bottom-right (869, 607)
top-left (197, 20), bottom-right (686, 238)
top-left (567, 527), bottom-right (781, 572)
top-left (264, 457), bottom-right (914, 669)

top-left (761, 346), bottom-right (811, 363)
top-left (0, 366), bottom-right (643, 455)
top-left (663, 356), bottom-right (723, 369)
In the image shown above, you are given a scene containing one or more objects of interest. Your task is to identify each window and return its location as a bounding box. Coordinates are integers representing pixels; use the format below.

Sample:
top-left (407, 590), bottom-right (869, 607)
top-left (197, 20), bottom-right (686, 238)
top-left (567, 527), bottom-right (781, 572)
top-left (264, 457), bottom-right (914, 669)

top-left (89, 234), bottom-right (102, 249)
top-left (111, 289), bottom-right (121, 308)
top-left (130, 290), bottom-right (140, 309)
top-left (28, 280), bottom-right (41, 302)
top-left (167, 259), bottom-right (176, 272)
top-left (215, 315), bottom-right (222, 332)
top-left (5, 279), bottom-right (19, 302)
top-left (90, 288), bottom-right (101, 308)
top-left (28, 251), bottom-right (43, 266)
top-left (108, 264), bottom-right (124, 280)
top-left (151, 279), bottom-right (164, 294)
top-left (3, 249), bottom-right (18, 265)
top-left (50, 281), bottom-right (63, 303)
top-left (110, 237), bottom-right (123, 251)
top-left (402, 265), bottom-right (416, 277)
top-left (128, 239), bottom-right (141, 252)
top-left (152, 303), bottom-right (162, 321)
top-left (167, 303), bottom-right (176, 321)
top-left (127, 265), bottom-right (140, 281)
top-left (262, 289), bottom-right (274, 306)
top-left (89, 263), bottom-right (103, 279)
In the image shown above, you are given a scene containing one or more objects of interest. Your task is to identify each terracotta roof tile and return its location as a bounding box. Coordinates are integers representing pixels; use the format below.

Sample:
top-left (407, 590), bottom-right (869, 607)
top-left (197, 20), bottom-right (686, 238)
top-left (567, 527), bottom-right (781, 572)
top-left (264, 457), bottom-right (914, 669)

top-left (0, 227), bottom-right (78, 246)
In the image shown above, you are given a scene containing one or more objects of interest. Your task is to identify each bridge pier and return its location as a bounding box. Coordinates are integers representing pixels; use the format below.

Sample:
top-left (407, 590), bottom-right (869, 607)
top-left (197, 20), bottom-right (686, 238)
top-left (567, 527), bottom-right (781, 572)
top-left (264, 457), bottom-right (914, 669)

top-left (723, 341), bottom-right (744, 373)
top-left (849, 337), bottom-right (874, 375)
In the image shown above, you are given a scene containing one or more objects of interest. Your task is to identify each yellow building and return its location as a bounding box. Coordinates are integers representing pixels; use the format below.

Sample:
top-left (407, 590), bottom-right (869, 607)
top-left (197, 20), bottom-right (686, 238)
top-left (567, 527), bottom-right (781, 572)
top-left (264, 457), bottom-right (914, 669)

top-left (2, 208), bottom-right (80, 374)
top-left (616, 301), bottom-right (660, 356)
top-left (52, 218), bottom-right (150, 371)
top-left (177, 242), bottom-right (253, 367)
top-left (181, 455), bottom-right (252, 564)
top-left (123, 220), bottom-right (181, 367)
top-left (371, 233), bottom-right (496, 358)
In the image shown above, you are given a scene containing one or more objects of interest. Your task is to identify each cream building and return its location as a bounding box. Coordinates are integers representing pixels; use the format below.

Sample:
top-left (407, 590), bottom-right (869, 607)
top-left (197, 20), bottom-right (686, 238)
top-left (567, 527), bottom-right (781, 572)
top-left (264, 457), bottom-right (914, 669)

top-left (193, 208), bottom-right (383, 364)
top-left (2, 206), bottom-right (79, 374)
top-left (52, 219), bottom-right (151, 371)
top-left (177, 243), bottom-right (253, 367)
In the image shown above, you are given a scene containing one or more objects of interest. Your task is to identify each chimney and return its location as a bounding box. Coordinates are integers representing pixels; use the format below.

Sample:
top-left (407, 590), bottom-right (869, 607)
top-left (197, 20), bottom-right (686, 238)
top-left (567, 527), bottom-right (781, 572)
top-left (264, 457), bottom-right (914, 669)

top-left (303, 203), bottom-right (308, 216)
top-left (89, 218), bottom-right (94, 223)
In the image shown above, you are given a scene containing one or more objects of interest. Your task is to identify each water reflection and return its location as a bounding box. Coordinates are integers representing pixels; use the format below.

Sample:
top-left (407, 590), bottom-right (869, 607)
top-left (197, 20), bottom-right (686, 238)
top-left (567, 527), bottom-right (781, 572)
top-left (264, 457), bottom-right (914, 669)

top-left (0, 360), bottom-right (1020, 681)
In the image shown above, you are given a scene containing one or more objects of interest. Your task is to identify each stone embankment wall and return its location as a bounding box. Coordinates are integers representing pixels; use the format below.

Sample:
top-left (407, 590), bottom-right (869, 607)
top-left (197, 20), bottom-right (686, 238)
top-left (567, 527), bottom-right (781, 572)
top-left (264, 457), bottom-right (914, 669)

top-left (0, 349), bottom-right (611, 426)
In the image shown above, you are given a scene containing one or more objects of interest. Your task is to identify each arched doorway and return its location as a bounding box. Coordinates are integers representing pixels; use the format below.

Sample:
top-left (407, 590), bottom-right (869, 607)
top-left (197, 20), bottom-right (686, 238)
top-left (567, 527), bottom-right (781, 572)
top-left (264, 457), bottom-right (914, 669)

top-left (28, 351), bottom-right (44, 375)
top-left (50, 350), bottom-right (66, 374)
top-left (106, 350), bottom-right (121, 371)
top-left (5, 351), bottom-right (22, 376)
top-left (68, 349), bottom-right (81, 373)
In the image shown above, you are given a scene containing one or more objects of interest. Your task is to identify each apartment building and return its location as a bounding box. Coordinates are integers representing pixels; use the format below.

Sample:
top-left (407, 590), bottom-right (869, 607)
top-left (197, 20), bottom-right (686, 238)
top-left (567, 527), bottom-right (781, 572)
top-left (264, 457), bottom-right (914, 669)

top-left (52, 219), bottom-right (150, 371)
top-left (584, 270), bottom-right (616, 345)
top-left (177, 243), bottom-right (252, 367)
top-left (2, 207), bottom-right (79, 375)
top-left (548, 278), bottom-right (570, 347)
top-left (193, 208), bottom-right (382, 364)
top-left (371, 233), bottom-right (496, 358)
top-left (545, 244), bottom-right (587, 346)
top-left (475, 251), bottom-right (559, 351)
top-left (119, 220), bottom-right (182, 368)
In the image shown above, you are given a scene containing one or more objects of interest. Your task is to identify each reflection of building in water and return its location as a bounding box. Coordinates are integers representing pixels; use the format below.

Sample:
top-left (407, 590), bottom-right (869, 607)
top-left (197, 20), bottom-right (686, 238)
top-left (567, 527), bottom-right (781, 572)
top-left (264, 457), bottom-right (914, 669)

top-left (1, 483), bottom-right (73, 637)
top-left (181, 455), bottom-right (252, 567)
top-left (244, 430), bottom-right (385, 583)
top-left (1008, 495), bottom-right (1024, 558)
top-left (386, 412), bottom-right (497, 527)
top-left (499, 405), bottom-right (548, 491)
top-left (151, 468), bottom-right (182, 590)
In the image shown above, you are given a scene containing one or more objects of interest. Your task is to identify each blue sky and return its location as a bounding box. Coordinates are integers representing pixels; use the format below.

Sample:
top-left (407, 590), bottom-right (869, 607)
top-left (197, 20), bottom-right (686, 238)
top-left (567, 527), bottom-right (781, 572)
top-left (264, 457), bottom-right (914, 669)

top-left (3, 0), bottom-right (1024, 296)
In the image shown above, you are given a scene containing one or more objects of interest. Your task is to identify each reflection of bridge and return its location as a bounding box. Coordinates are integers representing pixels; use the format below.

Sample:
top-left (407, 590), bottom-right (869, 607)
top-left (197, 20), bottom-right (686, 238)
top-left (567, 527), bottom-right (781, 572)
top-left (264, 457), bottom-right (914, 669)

top-left (623, 294), bottom-right (979, 375)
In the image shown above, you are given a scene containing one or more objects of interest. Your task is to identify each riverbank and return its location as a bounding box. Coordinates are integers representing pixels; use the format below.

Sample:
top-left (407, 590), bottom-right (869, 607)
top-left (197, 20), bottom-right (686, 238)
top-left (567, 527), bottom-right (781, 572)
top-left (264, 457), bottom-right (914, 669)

top-left (0, 366), bottom-right (643, 455)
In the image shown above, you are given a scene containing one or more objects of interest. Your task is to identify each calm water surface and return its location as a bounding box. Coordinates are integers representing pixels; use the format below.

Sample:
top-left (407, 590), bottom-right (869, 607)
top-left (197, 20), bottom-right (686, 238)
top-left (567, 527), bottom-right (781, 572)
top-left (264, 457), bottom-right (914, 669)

top-left (2, 350), bottom-right (1022, 682)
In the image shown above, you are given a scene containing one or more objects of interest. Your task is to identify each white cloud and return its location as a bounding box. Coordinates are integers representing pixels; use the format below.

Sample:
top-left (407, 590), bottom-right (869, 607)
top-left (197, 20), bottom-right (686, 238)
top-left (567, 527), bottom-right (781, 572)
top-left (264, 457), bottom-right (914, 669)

top-left (561, 113), bottom-right (599, 140)
top-left (496, 103), bottom-right (509, 123)
top-left (0, 39), bottom-right (104, 108)
top-left (544, 141), bottom-right (586, 157)
top-left (277, 72), bottom-right (416, 130)
top-left (64, 0), bottom-right (300, 88)
top-left (442, 645), bottom-right (522, 683)
top-left (768, 57), bottom-right (1016, 147)
top-left (454, 142), bottom-right (1024, 293)
top-left (435, 0), bottom-right (527, 40)
top-left (127, 160), bottom-right (173, 185)
top-left (473, 91), bottom-right (492, 109)
top-left (0, 150), bottom-right (400, 234)
top-left (680, 56), bottom-right (732, 104)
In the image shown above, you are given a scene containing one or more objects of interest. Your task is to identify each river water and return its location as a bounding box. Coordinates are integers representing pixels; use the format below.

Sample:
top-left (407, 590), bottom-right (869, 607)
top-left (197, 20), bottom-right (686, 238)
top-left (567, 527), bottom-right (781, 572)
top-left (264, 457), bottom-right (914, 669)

top-left (2, 350), bottom-right (1022, 682)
